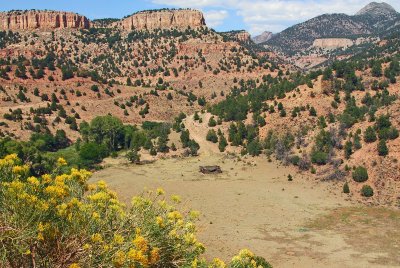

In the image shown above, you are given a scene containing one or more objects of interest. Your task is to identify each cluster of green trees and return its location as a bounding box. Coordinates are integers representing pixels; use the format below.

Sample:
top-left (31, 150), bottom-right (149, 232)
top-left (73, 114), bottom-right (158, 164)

top-left (215, 122), bottom-right (298, 159)
top-left (310, 129), bottom-right (336, 165)
top-left (211, 70), bottom-right (323, 123)
top-left (180, 129), bottom-right (200, 156)
top-left (363, 115), bottom-right (398, 156)
top-left (0, 130), bottom-right (70, 175)
top-left (0, 114), bottom-right (192, 173)
top-left (3, 89), bottom-right (82, 133)
top-left (78, 115), bottom-right (176, 164)
top-left (206, 128), bottom-right (228, 152)
top-left (0, 30), bottom-right (21, 49)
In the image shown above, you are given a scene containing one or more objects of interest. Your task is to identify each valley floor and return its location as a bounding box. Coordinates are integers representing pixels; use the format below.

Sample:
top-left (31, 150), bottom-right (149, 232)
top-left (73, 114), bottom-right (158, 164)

top-left (91, 153), bottom-right (400, 268)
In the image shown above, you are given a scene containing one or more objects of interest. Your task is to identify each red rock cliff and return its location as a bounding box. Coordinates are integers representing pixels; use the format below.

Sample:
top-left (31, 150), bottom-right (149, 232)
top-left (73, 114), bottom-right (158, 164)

top-left (115, 9), bottom-right (206, 31)
top-left (0, 10), bottom-right (90, 30)
top-left (234, 31), bottom-right (251, 42)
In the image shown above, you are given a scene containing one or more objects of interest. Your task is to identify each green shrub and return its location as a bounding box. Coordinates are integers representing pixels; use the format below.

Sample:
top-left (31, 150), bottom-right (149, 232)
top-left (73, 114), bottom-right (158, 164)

top-left (353, 133), bottom-right (362, 150)
top-left (364, 126), bottom-right (377, 143)
top-left (343, 182), bottom-right (350, 194)
top-left (311, 166), bottom-right (316, 174)
top-left (247, 139), bottom-right (261, 156)
top-left (310, 150), bottom-right (328, 165)
top-left (375, 114), bottom-right (391, 130)
top-left (344, 141), bottom-right (353, 159)
top-left (309, 106), bottom-right (317, 116)
top-left (361, 185), bottom-right (374, 197)
top-left (378, 127), bottom-right (399, 140)
top-left (208, 116), bottom-right (217, 127)
top-left (79, 142), bottom-right (109, 165)
top-left (388, 127), bottom-right (399, 140)
top-left (377, 139), bottom-right (389, 156)
top-left (206, 130), bottom-right (218, 143)
top-left (126, 148), bottom-right (141, 164)
top-left (188, 140), bottom-right (200, 156)
top-left (218, 134), bottom-right (228, 152)
top-left (150, 147), bottom-right (157, 156)
top-left (288, 155), bottom-right (300, 166)
top-left (253, 256), bottom-right (273, 268)
top-left (194, 112), bottom-right (200, 121)
top-left (352, 166), bottom-right (368, 182)
top-left (90, 84), bottom-right (99, 92)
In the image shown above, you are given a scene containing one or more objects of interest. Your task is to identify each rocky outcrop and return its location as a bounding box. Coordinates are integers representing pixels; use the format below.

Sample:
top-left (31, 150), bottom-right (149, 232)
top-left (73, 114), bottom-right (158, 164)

top-left (115, 9), bottom-right (206, 31)
top-left (221, 30), bottom-right (251, 43)
top-left (312, 38), bottom-right (354, 49)
top-left (252, 31), bottom-right (273, 44)
top-left (0, 10), bottom-right (90, 31)
top-left (234, 31), bottom-right (251, 42)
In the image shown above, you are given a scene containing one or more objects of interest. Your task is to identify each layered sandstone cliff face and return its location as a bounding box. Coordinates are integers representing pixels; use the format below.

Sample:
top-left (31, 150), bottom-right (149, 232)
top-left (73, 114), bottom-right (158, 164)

top-left (115, 9), bottom-right (206, 31)
top-left (312, 38), bottom-right (354, 49)
top-left (221, 30), bottom-right (251, 43)
top-left (234, 31), bottom-right (251, 42)
top-left (0, 10), bottom-right (90, 31)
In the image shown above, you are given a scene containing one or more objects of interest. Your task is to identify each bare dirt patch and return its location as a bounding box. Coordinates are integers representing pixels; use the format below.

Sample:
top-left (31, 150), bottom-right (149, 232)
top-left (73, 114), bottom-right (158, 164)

top-left (89, 152), bottom-right (400, 267)
top-left (307, 207), bottom-right (400, 267)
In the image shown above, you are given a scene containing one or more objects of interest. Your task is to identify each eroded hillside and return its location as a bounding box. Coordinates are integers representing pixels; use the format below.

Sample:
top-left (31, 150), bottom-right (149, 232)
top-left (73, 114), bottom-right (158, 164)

top-left (0, 9), bottom-right (278, 140)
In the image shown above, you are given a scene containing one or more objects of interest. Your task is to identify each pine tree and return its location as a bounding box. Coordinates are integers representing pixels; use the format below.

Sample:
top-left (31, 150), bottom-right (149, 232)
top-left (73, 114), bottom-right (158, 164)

top-left (343, 182), bottom-right (350, 194)
top-left (364, 126), bottom-right (377, 143)
top-left (344, 141), bottom-right (353, 159)
top-left (218, 134), bottom-right (228, 152)
top-left (377, 139), bottom-right (388, 156)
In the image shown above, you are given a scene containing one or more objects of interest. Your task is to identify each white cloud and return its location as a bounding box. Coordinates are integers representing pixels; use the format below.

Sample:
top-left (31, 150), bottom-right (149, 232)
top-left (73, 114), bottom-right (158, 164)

top-left (150, 0), bottom-right (400, 35)
top-left (204, 10), bottom-right (229, 27)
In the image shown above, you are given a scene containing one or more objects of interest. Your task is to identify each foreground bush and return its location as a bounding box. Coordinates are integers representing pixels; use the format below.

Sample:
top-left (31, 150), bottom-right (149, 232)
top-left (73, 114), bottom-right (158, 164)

top-left (0, 154), bottom-right (271, 268)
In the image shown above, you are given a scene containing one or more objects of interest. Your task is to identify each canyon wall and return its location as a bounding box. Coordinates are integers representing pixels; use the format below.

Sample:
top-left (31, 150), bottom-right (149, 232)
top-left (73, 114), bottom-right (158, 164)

top-left (221, 30), bottom-right (252, 43)
top-left (115, 9), bottom-right (206, 31)
top-left (234, 31), bottom-right (251, 42)
top-left (0, 10), bottom-right (90, 31)
top-left (0, 9), bottom-right (206, 32)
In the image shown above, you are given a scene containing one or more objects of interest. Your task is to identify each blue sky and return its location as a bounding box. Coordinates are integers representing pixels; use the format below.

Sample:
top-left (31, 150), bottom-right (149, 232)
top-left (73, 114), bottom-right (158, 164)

top-left (1, 0), bottom-right (399, 35)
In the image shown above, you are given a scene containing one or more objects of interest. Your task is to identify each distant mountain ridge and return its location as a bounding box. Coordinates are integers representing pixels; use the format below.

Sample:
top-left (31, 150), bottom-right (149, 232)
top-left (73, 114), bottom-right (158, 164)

top-left (265, 1), bottom-right (399, 55)
top-left (356, 2), bottom-right (397, 16)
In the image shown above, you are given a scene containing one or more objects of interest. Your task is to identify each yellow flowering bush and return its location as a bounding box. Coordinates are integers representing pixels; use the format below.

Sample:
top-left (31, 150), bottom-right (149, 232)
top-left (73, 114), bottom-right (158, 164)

top-left (0, 155), bottom-right (272, 267)
top-left (229, 249), bottom-right (272, 268)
